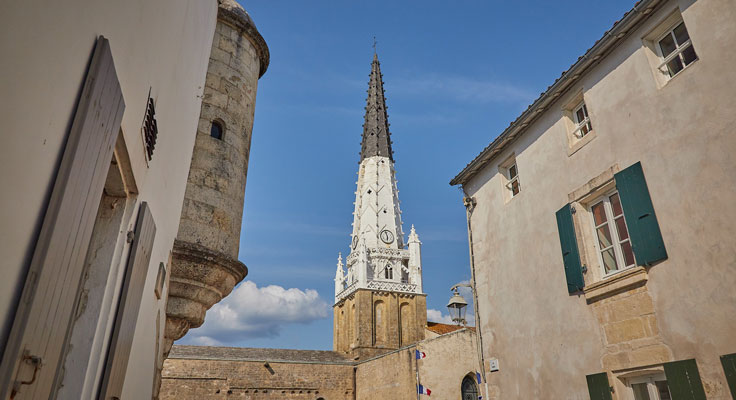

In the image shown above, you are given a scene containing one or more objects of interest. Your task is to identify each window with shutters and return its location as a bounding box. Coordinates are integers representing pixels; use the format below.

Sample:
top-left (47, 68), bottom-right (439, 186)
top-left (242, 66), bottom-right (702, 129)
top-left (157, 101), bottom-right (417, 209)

top-left (556, 162), bottom-right (667, 294)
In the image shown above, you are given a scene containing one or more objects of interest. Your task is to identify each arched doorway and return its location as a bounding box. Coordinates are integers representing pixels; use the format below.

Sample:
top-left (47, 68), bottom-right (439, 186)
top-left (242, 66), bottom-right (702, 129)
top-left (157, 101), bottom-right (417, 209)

top-left (461, 375), bottom-right (479, 400)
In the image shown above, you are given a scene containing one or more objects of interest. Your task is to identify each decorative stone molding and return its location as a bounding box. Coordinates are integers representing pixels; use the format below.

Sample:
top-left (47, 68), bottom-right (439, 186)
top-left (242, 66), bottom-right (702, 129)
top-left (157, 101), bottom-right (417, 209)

top-left (164, 240), bottom-right (247, 356)
top-left (584, 266), bottom-right (648, 303)
top-left (217, 0), bottom-right (269, 77)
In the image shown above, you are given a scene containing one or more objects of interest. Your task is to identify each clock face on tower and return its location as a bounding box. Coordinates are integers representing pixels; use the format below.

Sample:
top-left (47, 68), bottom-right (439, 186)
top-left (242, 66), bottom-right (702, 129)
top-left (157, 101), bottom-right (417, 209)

top-left (379, 229), bottom-right (394, 244)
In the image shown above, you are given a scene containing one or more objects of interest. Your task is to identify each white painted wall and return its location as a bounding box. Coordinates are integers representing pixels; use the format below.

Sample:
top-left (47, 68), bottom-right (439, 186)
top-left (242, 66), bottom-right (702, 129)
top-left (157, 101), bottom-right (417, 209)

top-left (461, 0), bottom-right (736, 398)
top-left (0, 0), bottom-right (217, 398)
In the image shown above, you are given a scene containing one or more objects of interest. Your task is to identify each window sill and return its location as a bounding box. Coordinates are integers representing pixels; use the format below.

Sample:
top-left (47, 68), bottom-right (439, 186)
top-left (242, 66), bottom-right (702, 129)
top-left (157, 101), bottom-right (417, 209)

top-left (584, 266), bottom-right (648, 303)
top-left (567, 129), bottom-right (597, 156)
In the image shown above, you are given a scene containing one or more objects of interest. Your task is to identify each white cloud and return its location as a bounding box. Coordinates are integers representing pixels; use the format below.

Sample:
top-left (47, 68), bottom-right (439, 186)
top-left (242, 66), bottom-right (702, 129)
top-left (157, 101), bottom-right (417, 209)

top-left (181, 281), bottom-right (330, 345)
top-left (427, 308), bottom-right (454, 324)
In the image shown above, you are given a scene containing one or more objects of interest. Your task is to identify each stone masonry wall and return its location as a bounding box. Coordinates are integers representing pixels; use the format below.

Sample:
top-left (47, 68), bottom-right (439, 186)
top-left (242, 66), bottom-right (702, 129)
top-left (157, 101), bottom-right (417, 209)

top-left (160, 358), bottom-right (353, 400)
top-left (176, 16), bottom-right (261, 258)
top-left (334, 290), bottom-right (426, 359)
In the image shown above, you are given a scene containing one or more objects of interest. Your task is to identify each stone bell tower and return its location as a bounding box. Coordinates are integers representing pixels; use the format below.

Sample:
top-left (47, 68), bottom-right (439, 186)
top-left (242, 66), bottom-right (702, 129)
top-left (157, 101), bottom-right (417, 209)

top-left (333, 53), bottom-right (427, 359)
top-left (164, 0), bottom-right (269, 356)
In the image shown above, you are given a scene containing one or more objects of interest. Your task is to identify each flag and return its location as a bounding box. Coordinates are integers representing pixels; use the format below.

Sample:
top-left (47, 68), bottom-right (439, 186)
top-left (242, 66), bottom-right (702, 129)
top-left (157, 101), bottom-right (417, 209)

top-left (476, 371), bottom-right (483, 384)
top-left (415, 350), bottom-right (427, 359)
top-left (417, 384), bottom-right (431, 396)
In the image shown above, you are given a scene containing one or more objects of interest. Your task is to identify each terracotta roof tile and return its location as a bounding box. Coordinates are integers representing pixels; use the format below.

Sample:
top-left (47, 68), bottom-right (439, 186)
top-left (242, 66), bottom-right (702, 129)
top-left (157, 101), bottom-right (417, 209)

top-left (426, 322), bottom-right (475, 335)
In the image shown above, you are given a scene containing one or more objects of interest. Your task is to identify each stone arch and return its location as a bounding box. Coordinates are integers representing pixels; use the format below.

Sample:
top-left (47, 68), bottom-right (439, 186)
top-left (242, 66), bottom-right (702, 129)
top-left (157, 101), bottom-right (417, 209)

top-left (373, 300), bottom-right (386, 346)
top-left (350, 303), bottom-right (356, 344)
top-left (399, 301), bottom-right (410, 346)
top-left (461, 374), bottom-right (479, 400)
top-left (210, 118), bottom-right (225, 140)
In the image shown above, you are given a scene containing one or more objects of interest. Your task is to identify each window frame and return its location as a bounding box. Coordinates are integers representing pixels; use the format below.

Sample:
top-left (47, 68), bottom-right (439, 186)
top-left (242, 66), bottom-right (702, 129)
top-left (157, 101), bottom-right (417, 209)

top-left (626, 373), bottom-right (671, 400)
top-left (506, 162), bottom-right (520, 197)
top-left (572, 101), bottom-right (593, 139)
top-left (589, 190), bottom-right (636, 278)
top-left (655, 20), bottom-right (697, 79)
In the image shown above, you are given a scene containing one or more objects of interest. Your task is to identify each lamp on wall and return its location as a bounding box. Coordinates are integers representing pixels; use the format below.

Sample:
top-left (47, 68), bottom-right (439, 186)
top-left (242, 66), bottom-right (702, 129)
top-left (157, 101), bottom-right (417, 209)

top-left (447, 288), bottom-right (468, 326)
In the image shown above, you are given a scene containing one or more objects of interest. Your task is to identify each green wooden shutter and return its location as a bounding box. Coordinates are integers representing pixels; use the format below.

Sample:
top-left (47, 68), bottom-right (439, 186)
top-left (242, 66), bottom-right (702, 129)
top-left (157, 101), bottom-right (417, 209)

top-left (614, 162), bottom-right (667, 266)
top-left (556, 204), bottom-right (584, 293)
top-left (664, 359), bottom-right (706, 400)
top-left (721, 353), bottom-right (736, 399)
top-left (586, 372), bottom-right (612, 400)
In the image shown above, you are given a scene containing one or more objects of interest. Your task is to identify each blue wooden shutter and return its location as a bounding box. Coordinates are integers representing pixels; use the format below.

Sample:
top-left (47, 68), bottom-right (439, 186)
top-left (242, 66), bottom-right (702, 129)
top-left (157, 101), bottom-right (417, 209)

top-left (664, 359), bottom-right (706, 400)
top-left (720, 353), bottom-right (736, 398)
top-left (614, 162), bottom-right (667, 266)
top-left (586, 372), bottom-right (612, 400)
top-left (556, 204), bottom-right (584, 293)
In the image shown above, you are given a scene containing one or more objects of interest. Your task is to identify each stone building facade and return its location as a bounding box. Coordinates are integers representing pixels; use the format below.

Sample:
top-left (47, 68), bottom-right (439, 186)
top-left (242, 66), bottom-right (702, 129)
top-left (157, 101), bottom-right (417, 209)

top-left (0, 0), bottom-right (267, 398)
top-left (450, 0), bottom-right (736, 399)
top-left (161, 326), bottom-right (479, 400)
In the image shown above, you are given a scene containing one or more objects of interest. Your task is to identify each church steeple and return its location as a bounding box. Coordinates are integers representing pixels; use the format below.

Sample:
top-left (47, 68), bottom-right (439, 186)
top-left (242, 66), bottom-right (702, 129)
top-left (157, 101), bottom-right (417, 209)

top-left (360, 54), bottom-right (394, 162)
top-left (333, 54), bottom-right (427, 359)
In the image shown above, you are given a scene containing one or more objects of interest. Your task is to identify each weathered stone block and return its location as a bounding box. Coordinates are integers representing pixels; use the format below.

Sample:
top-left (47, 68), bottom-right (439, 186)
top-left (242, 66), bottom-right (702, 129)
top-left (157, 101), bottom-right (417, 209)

top-left (604, 318), bottom-right (647, 344)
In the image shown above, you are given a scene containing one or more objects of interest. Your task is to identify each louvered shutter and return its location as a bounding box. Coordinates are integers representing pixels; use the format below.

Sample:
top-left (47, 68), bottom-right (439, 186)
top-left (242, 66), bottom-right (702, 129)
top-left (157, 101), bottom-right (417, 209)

top-left (614, 162), bottom-right (668, 266)
top-left (99, 202), bottom-right (156, 399)
top-left (721, 353), bottom-right (736, 398)
top-left (0, 36), bottom-right (124, 399)
top-left (556, 204), bottom-right (584, 293)
top-left (586, 372), bottom-right (612, 400)
top-left (664, 359), bottom-right (707, 400)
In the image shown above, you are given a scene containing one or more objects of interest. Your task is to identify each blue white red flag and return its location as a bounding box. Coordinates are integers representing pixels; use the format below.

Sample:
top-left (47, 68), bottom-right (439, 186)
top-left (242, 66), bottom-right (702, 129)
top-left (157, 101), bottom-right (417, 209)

top-left (476, 371), bottom-right (483, 384)
top-left (417, 384), bottom-right (431, 396)
top-left (415, 350), bottom-right (427, 359)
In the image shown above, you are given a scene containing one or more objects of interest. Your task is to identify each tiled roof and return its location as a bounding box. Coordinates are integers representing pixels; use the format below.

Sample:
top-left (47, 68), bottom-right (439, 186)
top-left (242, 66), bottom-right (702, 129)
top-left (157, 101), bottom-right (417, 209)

top-left (168, 345), bottom-right (353, 364)
top-left (450, 0), bottom-right (663, 186)
top-left (426, 322), bottom-right (475, 335)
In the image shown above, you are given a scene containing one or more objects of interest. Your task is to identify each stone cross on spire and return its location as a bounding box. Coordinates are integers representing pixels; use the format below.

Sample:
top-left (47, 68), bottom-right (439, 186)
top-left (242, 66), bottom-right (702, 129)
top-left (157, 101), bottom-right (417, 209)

top-left (360, 53), bottom-right (394, 162)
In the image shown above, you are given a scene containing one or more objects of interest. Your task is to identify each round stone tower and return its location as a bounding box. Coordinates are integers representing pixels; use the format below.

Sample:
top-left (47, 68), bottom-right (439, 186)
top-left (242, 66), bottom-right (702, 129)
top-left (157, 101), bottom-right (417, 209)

top-left (164, 0), bottom-right (269, 354)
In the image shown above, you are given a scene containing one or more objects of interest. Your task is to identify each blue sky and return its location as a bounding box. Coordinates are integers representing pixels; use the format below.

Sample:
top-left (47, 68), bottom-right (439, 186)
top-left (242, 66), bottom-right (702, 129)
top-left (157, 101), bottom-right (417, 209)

top-left (180, 0), bottom-right (635, 350)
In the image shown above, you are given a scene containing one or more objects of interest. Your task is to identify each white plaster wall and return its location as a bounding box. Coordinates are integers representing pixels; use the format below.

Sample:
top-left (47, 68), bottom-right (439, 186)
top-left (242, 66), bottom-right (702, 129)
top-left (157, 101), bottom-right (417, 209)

top-left (0, 0), bottom-right (217, 398)
top-left (462, 0), bottom-right (736, 398)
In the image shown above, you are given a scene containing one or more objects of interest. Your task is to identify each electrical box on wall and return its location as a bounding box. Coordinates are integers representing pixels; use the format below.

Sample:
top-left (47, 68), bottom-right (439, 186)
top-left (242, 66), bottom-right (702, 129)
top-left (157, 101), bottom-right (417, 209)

top-left (487, 358), bottom-right (499, 372)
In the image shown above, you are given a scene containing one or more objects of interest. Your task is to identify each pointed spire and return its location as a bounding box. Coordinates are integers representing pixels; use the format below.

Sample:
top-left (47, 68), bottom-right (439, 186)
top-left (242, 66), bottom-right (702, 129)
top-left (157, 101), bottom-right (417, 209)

top-left (335, 253), bottom-right (344, 278)
top-left (360, 53), bottom-right (394, 162)
top-left (408, 224), bottom-right (420, 244)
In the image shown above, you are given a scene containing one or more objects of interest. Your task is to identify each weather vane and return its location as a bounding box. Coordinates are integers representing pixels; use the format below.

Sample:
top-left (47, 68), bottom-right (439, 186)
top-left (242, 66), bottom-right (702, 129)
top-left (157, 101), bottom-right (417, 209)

top-left (373, 36), bottom-right (377, 54)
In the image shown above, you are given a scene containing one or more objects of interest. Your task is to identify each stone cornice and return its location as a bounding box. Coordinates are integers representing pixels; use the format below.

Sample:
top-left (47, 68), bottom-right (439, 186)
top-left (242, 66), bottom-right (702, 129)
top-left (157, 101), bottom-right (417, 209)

top-left (217, 1), bottom-right (270, 78)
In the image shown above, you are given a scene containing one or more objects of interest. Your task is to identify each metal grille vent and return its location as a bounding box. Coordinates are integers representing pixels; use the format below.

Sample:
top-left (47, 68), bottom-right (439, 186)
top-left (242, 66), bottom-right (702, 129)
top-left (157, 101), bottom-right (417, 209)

top-left (142, 96), bottom-right (158, 161)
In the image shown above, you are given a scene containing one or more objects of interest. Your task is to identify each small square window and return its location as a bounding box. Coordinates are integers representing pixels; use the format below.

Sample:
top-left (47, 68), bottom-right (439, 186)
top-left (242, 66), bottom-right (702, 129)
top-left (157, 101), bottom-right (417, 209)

top-left (657, 21), bottom-right (697, 78)
top-left (504, 161), bottom-right (520, 198)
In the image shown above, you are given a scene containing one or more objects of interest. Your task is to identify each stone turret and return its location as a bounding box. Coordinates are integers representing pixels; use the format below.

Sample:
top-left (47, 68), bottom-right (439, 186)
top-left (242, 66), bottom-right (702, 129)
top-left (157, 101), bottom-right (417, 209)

top-left (164, 0), bottom-right (269, 356)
